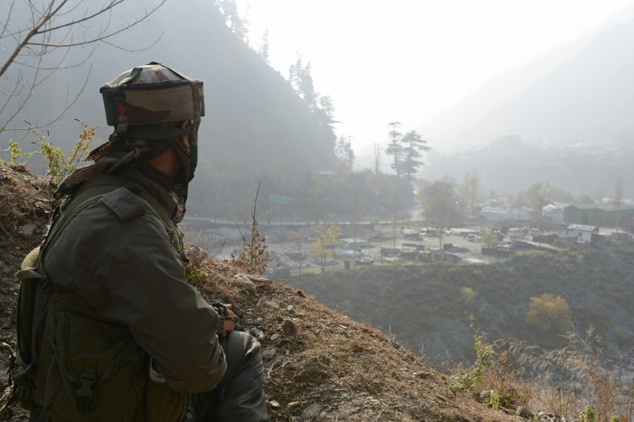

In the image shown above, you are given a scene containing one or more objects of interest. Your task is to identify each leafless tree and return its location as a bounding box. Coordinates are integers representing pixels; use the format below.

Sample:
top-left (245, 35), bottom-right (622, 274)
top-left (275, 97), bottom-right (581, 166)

top-left (0, 0), bottom-right (166, 136)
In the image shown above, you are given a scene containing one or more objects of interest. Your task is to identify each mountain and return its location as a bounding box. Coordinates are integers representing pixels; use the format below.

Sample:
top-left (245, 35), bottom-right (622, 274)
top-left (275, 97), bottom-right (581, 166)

top-left (424, 14), bottom-right (634, 152)
top-left (3, 0), bottom-right (338, 219)
top-left (416, 12), bottom-right (634, 198)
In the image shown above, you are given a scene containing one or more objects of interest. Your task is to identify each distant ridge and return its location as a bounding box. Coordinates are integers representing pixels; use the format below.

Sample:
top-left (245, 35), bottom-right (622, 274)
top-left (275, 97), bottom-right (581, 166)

top-left (424, 12), bottom-right (634, 152)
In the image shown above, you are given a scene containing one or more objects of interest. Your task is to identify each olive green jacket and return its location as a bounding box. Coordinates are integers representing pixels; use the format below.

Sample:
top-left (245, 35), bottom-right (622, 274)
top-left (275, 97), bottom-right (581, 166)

top-left (36, 174), bottom-right (226, 420)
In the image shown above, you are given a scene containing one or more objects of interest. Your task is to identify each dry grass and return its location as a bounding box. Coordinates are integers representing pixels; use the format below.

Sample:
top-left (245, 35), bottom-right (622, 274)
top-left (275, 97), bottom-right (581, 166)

top-left (445, 324), bottom-right (634, 422)
top-left (514, 328), bottom-right (634, 422)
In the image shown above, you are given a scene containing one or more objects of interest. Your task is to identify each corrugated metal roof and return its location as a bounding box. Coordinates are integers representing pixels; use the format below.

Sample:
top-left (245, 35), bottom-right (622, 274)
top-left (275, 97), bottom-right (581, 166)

top-left (566, 224), bottom-right (598, 232)
top-left (566, 204), bottom-right (634, 211)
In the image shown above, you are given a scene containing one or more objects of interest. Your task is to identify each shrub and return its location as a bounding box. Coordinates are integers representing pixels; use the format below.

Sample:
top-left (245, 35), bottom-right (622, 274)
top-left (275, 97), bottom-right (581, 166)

top-left (230, 183), bottom-right (271, 275)
top-left (460, 286), bottom-right (476, 307)
top-left (525, 293), bottom-right (570, 333)
top-left (38, 121), bottom-right (95, 184)
top-left (448, 319), bottom-right (531, 411)
top-left (3, 121), bottom-right (95, 184)
top-left (5, 140), bottom-right (35, 163)
top-left (480, 231), bottom-right (499, 246)
top-left (516, 328), bottom-right (633, 421)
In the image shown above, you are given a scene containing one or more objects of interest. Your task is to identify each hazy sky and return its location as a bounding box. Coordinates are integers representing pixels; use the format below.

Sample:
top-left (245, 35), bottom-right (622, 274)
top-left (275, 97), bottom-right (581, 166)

top-left (236, 0), bottom-right (633, 154)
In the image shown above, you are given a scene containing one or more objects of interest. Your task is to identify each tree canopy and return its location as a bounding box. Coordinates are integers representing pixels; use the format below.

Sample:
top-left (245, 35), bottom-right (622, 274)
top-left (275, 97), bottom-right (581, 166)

top-left (385, 122), bottom-right (431, 182)
top-left (421, 180), bottom-right (465, 242)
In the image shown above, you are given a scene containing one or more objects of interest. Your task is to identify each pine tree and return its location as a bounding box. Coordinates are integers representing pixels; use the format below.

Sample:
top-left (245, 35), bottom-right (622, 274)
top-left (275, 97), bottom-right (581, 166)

top-left (385, 122), bottom-right (403, 177)
top-left (400, 130), bottom-right (431, 183)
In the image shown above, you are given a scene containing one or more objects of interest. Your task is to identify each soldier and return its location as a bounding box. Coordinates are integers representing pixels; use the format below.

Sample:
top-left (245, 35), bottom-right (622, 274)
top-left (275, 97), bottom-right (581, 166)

top-left (21, 62), bottom-right (268, 421)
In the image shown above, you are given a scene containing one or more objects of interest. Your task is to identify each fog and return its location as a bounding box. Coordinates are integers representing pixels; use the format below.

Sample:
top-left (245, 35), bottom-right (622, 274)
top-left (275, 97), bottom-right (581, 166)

top-left (237, 0), bottom-right (634, 155)
top-left (4, 2), bottom-right (634, 383)
top-left (3, 0), bottom-right (634, 209)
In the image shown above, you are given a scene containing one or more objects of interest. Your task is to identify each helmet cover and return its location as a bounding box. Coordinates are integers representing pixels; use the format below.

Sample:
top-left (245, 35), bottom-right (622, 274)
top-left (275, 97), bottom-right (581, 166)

top-left (99, 62), bottom-right (204, 133)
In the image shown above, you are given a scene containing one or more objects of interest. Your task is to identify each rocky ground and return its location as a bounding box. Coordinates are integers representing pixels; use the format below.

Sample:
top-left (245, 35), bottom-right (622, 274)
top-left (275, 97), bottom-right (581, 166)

top-left (0, 162), bottom-right (527, 421)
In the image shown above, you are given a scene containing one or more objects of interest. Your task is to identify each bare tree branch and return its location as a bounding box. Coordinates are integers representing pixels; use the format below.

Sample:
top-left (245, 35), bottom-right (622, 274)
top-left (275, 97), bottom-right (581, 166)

top-left (0, 0), bottom-right (166, 136)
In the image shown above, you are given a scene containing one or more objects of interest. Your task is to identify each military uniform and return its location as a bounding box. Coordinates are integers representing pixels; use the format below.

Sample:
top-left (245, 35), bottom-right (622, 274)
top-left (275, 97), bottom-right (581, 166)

top-left (22, 63), bottom-right (269, 421)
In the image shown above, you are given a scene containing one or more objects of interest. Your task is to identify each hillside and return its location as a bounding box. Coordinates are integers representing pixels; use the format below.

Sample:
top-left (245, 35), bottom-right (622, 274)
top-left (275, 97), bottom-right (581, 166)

top-left (1, 0), bottom-right (339, 220)
top-left (0, 163), bottom-right (527, 421)
top-left (424, 16), bottom-right (634, 151)
top-left (285, 240), bottom-right (634, 367)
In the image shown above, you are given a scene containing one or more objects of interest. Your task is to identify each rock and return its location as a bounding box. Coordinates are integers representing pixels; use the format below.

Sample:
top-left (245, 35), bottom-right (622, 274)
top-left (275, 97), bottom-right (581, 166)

top-left (261, 348), bottom-right (276, 360)
top-left (264, 300), bottom-right (280, 309)
top-left (20, 223), bottom-right (36, 235)
top-left (243, 274), bottom-right (271, 283)
top-left (232, 273), bottom-right (256, 289)
top-left (301, 403), bottom-right (322, 419)
top-left (250, 328), bottom-right (265, 339)
top-left (517, 406), bottom-right (534, 419)
top-left (282, 319), bottom-right (299, 337)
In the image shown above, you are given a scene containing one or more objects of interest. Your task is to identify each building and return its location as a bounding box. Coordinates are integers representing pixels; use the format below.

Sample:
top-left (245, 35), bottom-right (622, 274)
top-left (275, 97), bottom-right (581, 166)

top-left (565, 224), bottom-right (599, 243)
top-left (564, 204), bottom-right (634, 228)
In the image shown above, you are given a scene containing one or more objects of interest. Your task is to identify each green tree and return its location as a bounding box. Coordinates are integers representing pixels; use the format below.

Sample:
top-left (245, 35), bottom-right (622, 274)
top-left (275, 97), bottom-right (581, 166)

top-left (385, 122), bottom-right (403, 178)
top-left (315, 95), bottom-right (338, 134)
top-left (289, 56), bottom-right (318, 110)
top-left (213, 0), bottom-right (249, 43)
top-left (289, 56), bottom-right (337, 143)
top-left (311, 221), bottom-right (341, 273)
top-left (422, 180), bottom-right (464, 247)
top-left (548, 186), bottom-right (574, 202)
top-left (335, 135), bottom-right (355, 172)
top-left (480, 232), bottom-right (499, 246)
top-left (400, 130), bottom-right (431, 183)
top-left (258, 30), bottom-right (270, 64)
top-left (525, 181), bottom-right (552, 226)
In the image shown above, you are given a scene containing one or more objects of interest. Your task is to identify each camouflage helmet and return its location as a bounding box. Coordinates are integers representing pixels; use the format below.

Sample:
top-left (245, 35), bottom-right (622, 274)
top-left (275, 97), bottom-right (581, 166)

top-left (99, 62), bottom-right (204, 133)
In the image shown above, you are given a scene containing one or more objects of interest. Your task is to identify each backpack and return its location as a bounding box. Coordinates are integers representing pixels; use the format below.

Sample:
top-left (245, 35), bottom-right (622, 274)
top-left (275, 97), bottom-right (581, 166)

top-left (3, 174), bottom-right (186, 419)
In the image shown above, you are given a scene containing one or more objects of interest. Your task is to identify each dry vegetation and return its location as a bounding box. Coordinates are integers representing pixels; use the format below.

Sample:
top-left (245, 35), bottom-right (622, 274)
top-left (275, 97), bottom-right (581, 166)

top-left (0, 162), bottom-right (525, 421)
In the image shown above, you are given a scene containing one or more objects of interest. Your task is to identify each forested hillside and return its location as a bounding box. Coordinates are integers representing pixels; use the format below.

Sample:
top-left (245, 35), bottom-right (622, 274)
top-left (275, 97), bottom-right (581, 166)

top-left (1, 0), bottom-right (340, 221)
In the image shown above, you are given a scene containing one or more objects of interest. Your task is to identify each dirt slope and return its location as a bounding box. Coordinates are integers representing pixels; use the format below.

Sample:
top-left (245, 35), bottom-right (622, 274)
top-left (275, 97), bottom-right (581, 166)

top-left (0, 162), bottom-right (523, 421)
